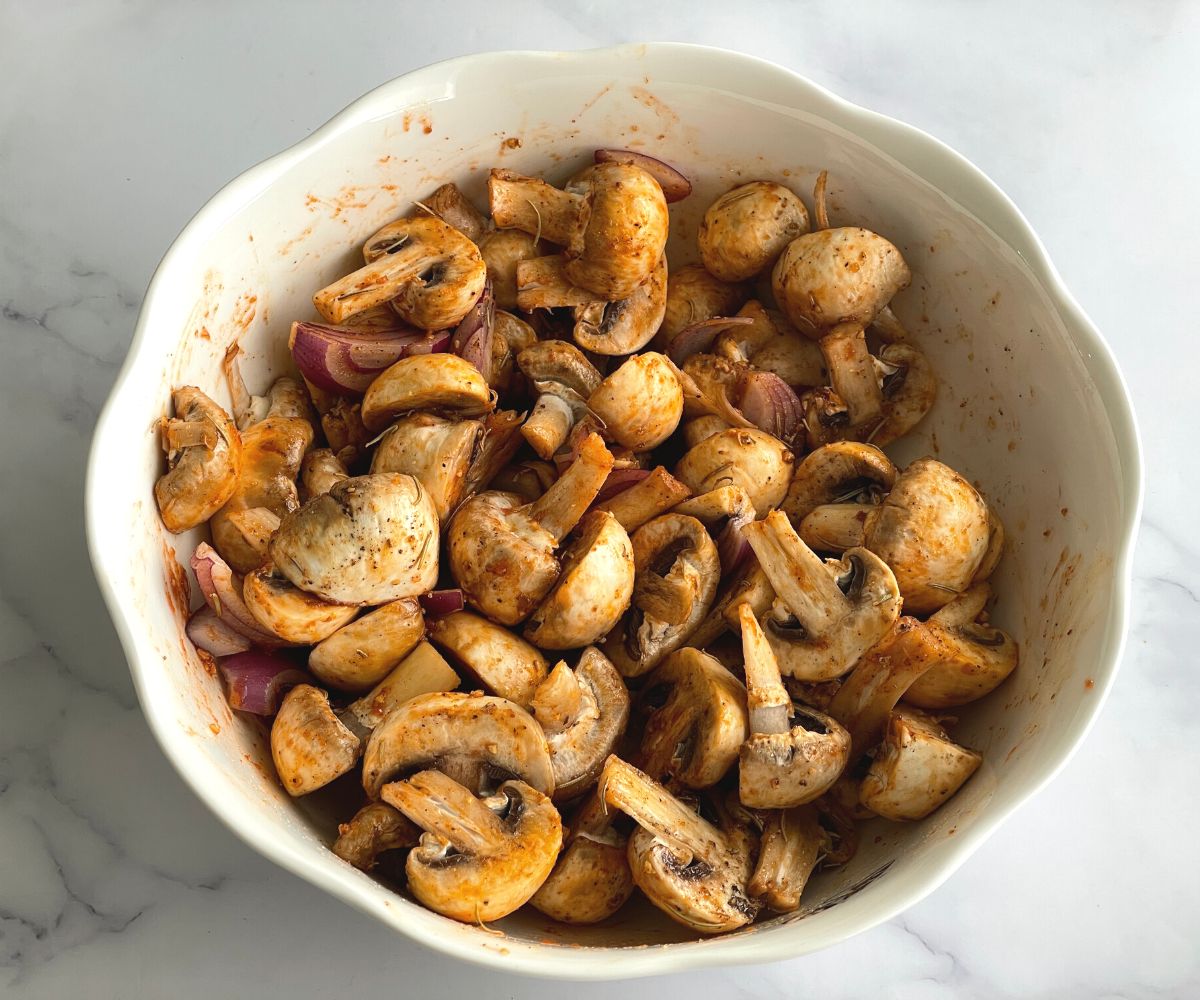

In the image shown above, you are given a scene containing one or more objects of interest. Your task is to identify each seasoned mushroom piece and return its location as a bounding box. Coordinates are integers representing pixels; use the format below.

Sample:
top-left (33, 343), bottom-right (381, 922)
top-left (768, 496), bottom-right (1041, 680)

top-left (573, 255), bottom-right (668, 356)
top-left (269, 473), bottom-right (439, 605)
top-left (382, 770), bottom-right (562, 922)
top-left (674, 427), bottom-right (795, 518)
top-left (514, 254), bottom-right (598, 311)
top-left (271, 684), bottom-right (361, 797)
top-left (819, 323), bottom-right (883, 428)
top-left (600, 756), bottom-right (759, 934)
top-left (744, 511), bottom-right (900, 681)
top-left (308, 597), bottom-right (425, 692)
top-left (371, 413), bottom-right (482, 521)
top-left (782, 441), bottom-right (896, 526)
top-left (656, 264), bottom-right (748, 350)
top-left (345, 641), bottom-right (460, 731)
top-left (332, 802), bottom-right (420, 873)
top-left (155, 386), bottom-right (242, 533)
top-left (736, 604), bottom-right (851, 808)
top-left (360, 353), bottom-right (493, 432)
top-left (858, 707), bottom-right (982, 821)
top-left (489, 162), bottom-right (669, 299)
top-left (637, 647), bottom-right (748, 789)
top-left (427, 611), bottom-right (548, 707)
top-left (479, 229), bottom-right (540, 310)
top-left (594, 467), bottom-right (692, 533)
top-left (300, 448), bottom-right (349, 500)
top-left (748, 805), bottom-right (823, 913)
top-left (605, 514), bottom-right (721, 678)
top-left (313, 215), bottom-right (487, 329)
top-left (699, 181), bottom-right (810, 282)
top-left (714, 300), bottom-right (825, 389)
top-left (799, 458), bottom-right (991, 615)
top-left (529, 647), bottom-right (631, 800)
top-left (517, 340), bottom-right (601, 460)
top-left (447, 433), bottom-right (613, 626)
top-left (242, 563), bottom-right (359, 643)
top-left (871, 342), bottom-right (938, 446)
top-left (416, 182), bottom-right (489, 244)
top-left (588, 353), bottom-right (683, 453)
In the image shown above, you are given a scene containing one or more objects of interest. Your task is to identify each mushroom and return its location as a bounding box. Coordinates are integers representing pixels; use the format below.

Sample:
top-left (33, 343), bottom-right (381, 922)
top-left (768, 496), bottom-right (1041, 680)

top-left (381, 769), bottom-right (562, 922)
top-left (514, 254), bottom-right (598, 310)
top-left (587, 352), bottom-right (683, 452)
top-left (599, 756), bottom-right (759, 934)
top-left (300, 448), bottom-right (349, 500)
top-left (819, 323), bottom-right (883, 428)
top-left (698, 181), bottom-right (810, 282)
top-left (332, 801), bottom-right (420, 873)
top-left (529, 647), bottom-right (631, 800)
top-left (671, 483), bottom-right (757, 577)
top-left (747, 805), bottom-right (823, 913)
top-left (312, 215), bottom-right (487, 329)
top-left (344, 641), bottom-right (460, 732)
top-left (781, 441), bottom-right (897, 526)
top-left (269, 473), bottom-right (439, 605)
top-left (796, 386), bottom-right (852, 451)
top-left (524, 511), bottom-right (635, 650)
top-left (360, 353), bottom-right (494, 433)
top-left (427, 610), bottom-right (548, 707)
top-left (735, 604), bottom-right (851, 808)
top-left (799, 458), bottom-right (991, 615)
top-left (713, 300), bottom-right (825, 389)
top-left (604, 514), bottom-right (721, 678)
top-left (489, 460), bottom-right (558, 503)
top-left (656, 264), bottom-right (748, 351)
top-left (674, 427), bottom-right (795, 518)
top-left (447, 433), bottom-right (613, 626)
top-left (594, 467), bottom-right (692, 533)
top-left (529, 789), bottom-right (634, 923)
top-left (155, 386), bottom-right (242, 533)
top-left (490, 310), bottom-right (539, 394)
top-left (681, 415), bottom-right (729, 449)
top-left (636, 647), bottom-right (748, 788)
top-left (320, 396), bottom-right (370, 467)
top-left (370, 413), bottom-right (482, 520)
top-left (308, 597), bottom-right (425, 692)
top-left (416, 182), bottom-right (489, 244)
top-left (479, 229), bottom-right (540, 310)
top-left (516, 340), bottom-right (601, 460)
top-left (362, 690), bottom-right (554, 799)
top-left (572, 255), bottom-right (668, 356)
top-left (858, 707), bottom-right (982, 821)
top-left (242, 563), bottom-right (359, 643)
top-left (461, 408), bottom-right (526, 497)
top-left (689, 560), bottom-right (777, 650)
top-left (489, 162), bottom-right (669, 299)
top-left (870, 342), bottom-right (938, 446)
top-left (271, 684), bottom-right (361, 796)
top-left (743, 510), bottom-right (900, 681)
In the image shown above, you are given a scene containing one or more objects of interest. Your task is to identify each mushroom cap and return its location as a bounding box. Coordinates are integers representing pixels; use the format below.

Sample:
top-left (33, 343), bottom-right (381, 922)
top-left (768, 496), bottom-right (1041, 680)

top-left (748, 805), bottom-right (822, 913)
top-left (895, 619), bottom-right (1019, 710)
top-left (155, 386), bottom-right (242, 533)
top-left (371, 413), bottom-right (482, 521)
top-left (331, 801), bottom-right (420, 872)
top-left (271, 684), bottom-right (361, 797)
top-left (360, 353), bottom-right (494, 432)
top-left (242, 564), bottom-right (359, 643)
top-left (657, 264), bottom-right (748, 350)
top-left (479, 229), bottom-right (540, 311)
top-left (517, 339), bottom-right (602, 398)
top-left (361, 690), bottom-right (554, 799)
top-left (427, 610), bottom-right (549, 707)
top-left (674, 427), bottom-right (795, 518)
top-left (739, 705), bottom-right (851, 809)
top-left (529, 829), bottom-right (633, 924)
top-left (300, 447), bottom-right (349, 500)
top-left (588, 352), bottom-right (683, 452)
top-left (771, 226), bottom-right (911, 335)
top-left (573, 254), bottom-right (668, 356)
top-left (782, 441), bottom-right (897, 525)
top-left (269, 473), bottom-right (439, 605)
top-left (698, 181), bottom-right (811, 282)
top-left (308, 597), bottom-right (425, 693)
top-left (871, 342), bottom-right (938, 446)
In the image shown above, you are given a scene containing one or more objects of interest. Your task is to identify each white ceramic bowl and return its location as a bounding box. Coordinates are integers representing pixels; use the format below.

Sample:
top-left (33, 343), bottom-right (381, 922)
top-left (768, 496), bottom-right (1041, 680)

top-left (86, 43), bottom-right (1141, 978)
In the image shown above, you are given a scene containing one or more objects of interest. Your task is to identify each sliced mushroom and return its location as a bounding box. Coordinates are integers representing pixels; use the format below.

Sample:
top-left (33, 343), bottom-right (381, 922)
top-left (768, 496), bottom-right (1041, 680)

top-left (819, 323), bottom-right (883, 428)
top-left (656, 263), bottom-right (748, 351)
top-left (588, 352), bottom-right (683, 452)
top-left (242, 563), bottom-right (359, 643)
top-left (271, 684), bottom-right (361, 796)
top-left (699, 181), bottom-right (810, 282)
top-left (744, 510), bottom-right (900, 681)
top-left (605, 514), bottom-right (721, 678)
top-left (447, 433), bottom-right (613, 625)
top-left (332, 802), bottom-right (420, 873)
top-left (599, 756), bottom-right (759, 934)
top-left (530, 789), bottom-right (634, 923)
top-left (858, 707), bottom-right (982, 820)
top-left (345, 641), bottom-right (460, 731)
top-left (313, 215), bottom-right (487, 329)
top-left (371, 413), bottom-right (482, 520)
top-left (362, 690), bottom-right (554, 799)
top-left (594, 467), bottom-right (692, 533)
top-left (674, 427), bottom-right (795, 518)
top-left (308, 597), bottom-right (425, 692)
top-left (416, 182), bottom-right (489, 244)
top-left (782, 441), bottom-right (896, 525)
top-left (529, 647), bottom-right (631, 800)
top-left (748, 805), bottom-right (823, 913)
top-left (155, 386), bottom-right (242, 533)
top-left (799, 458), bottom-right (991, 615)
top-left (479, 229), bottom-right (540, 310)
top-left (572, 255), bottom-right (668, 356)
top-left (382, 769), bottom-right (562, 922)
top-left (269, 473), bottom-right (439, 605)
top-left (360, 353), bottom-right (493, 433)
top-left (218, 507), bottom-right (279, 567)
top-left (300, 448), bottom-right (349, 500)
top-left (427, 610), bottom-right (548, 707)
top-left (869, 341), bottom-right (938, 446)
top-left (714, 300), bottom-right (825, 388)
top-left (736, 604), bottom-right (851, 808)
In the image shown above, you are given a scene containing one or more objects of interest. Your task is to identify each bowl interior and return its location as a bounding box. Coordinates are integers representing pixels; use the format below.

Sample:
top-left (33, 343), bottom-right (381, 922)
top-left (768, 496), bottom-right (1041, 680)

top-left (88, 46), bottom-right (1136, 973)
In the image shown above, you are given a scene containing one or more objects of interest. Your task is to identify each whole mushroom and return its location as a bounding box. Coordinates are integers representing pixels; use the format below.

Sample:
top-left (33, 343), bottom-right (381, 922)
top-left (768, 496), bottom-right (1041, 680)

top-left (674, 427), bottom-right (795, 518)
top-left (360, 353), bottom-right (494, 433)
top-left (587, 352), bottom-right (683, 453)
top-left (698, 181), bottom-right (810, 282)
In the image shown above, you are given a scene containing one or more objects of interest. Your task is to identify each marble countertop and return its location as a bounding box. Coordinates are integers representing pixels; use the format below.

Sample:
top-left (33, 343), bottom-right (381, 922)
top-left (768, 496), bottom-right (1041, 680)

top-left (1, 2), bottom-right (1195, 996)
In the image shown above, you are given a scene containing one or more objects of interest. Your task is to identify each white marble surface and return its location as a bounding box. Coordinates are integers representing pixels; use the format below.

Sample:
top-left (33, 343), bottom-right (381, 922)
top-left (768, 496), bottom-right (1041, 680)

top-left (0, 1), bottom-right (1195, 996)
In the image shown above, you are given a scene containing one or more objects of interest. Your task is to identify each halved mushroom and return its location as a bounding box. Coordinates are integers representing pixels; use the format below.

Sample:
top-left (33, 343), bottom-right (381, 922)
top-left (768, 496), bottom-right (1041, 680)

top-left (491, 310), bottom-right (538, 394)
top-left (416, 182), bottom-right (489, 244)
top-left (313, 215), bottom-right (487, 329)
top-left (689, 560), bottom-right (776, 650)
top-left (699, 181), bottom-right (810, 282)
top-left (530, 789), bottom-right (634, 923)
top-left (382, 769), bottom-right (562, 922)
top-left (674, 427), bottom-right (795, 518)
top-left (714, 300), bottom-right (825, 388)
top-left (271, 684), bottom-right (361, 796)
top-left (479, 229), bottom-right (540, 310)
top-left (529, 647), bottom-right (631, 800)
top-left (748, 805), bottom-right (823, 913)
top-left (656, 264), bottom-right (748, 351)
top-left (858, 707), bottom-right (982, 821)
top-left (605, 514), bottom-right (721, 678)
top-left (782, 441), bottom-right (897, 526)
top-left (799, 458), bottom-right (991, 615)
top-left (672, 483), bottom-right (756, 577)
top-left (447, 433), bottom-right (613, 625)
top-left (308, 597), bottom-right (425, 692)
top-left (362, 690), bottom-right (554, 799)
top-left (332, 801), bottom-right (420, 873)
top-left (525, 511), bottom-right (635, 650)
top-left (345, 641), bottom-right (460, 731)
top-left (517, 340), bottom-right (601, 459)
top-left (744, 510), bottom-right (900, 680)
top-left (514, 254), bottom-right (598, 310)
top-left (682, 415), bottom-right (729, 449)
top-left (155, 386), bottom-right (242, 533)
top-left (797, 386), bottom-right (852, 451)
top-left (736, 604), bottom-right (851, 808)
top-left (427, 610), bottom-right (548, 707)
top-left (242, 563), bottom-right (359, 643)
top-left (599, 756), bottom-right (759, 934)
top-left (588, 352), bottom-right (683, 452)
top-left (269, 473), bottom-right (439, 605)
top-left (572, 255), bottom-right (668, 356)
top-left (360, 353), bottom-right (493, 433)
top-left (637, 647), bottom-right (748, 788)
top-left (300, 448), bottom-right (349, 500)
top-left (371, 413), bottom-right (482, 520)
top-left (819, 323), bottom-right (883, 428)
top-left (489, 162), bottom-right (669, 299)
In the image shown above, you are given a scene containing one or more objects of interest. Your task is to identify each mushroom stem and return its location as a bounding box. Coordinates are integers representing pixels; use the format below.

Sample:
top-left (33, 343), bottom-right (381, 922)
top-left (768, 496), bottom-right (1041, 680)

top-left (931, 583), bottom-right (991, 628)
top-left (522, 392), bottom-right (577, 459)
top-left (162, 417), bottom-right (216, 452)
top-left (382, 770), bottom-right (506, 854)
top-left (819, 324), bottom-right (883, 427)
top-left (515, 255), bottom-right (596, 310)
top-left (749, 806), bottom-right (822, 913)
top-left (798, 503), bottom-right (873, 551)
top-left (489, 169), bottom-right (583, 246)
top-left (530, 660), bottom-right (586, 735)
top-left (745, 511), bottom-right (848, 636)
top-left (737, 604), bottom-right (791, 736)
top-left (527, 433), bottom-right (614, 542)
top-left (595, 467), bottom-right (692, 533)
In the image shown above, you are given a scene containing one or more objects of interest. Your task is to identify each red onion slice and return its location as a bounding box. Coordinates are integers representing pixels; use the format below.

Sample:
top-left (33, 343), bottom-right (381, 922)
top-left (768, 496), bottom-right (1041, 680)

top-left (186, 605), bottom-right (252, 657)
top-left (451, 279), bottom-right (495, 383)
top-left (590, 468), bottom-right (652, 508)
top-left (737, 370), bottom-right (804, 445)
top-left (594, 149), bottom-right (692, 202)
top-left (190, 543), bottom-right (279, 645)
top-left (717, 516), bottom-right (755, 579)
top-left (419, 589), bottom-right (465, 618)
top-left (289, 321), bottom-right (450, 395)
top-left (219, 651), bottom-right (309, 715)
top-left (667, 317), bottom-right (754, 367)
